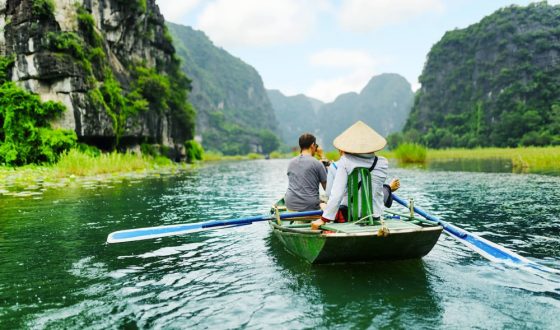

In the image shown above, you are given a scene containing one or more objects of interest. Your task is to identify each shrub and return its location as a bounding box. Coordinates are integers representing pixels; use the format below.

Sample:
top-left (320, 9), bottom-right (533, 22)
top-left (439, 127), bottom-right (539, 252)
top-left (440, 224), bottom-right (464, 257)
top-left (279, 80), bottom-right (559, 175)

top-left (325, 150), bottom-right (341, 161)
top-left (394, 143), bottom-right (427, 163)
top-left (32, 0), bottom-right (55, 17)
top-left (184, 140), bottom-right (204, 163)
top-left (140, 143), bottom-right (159, 157)
top-left (76, 143), bottom-right (101, 157)
top-left (269, 151), bottom-right (285, 159)
top-left (0, 80), bottom-right (77, 166)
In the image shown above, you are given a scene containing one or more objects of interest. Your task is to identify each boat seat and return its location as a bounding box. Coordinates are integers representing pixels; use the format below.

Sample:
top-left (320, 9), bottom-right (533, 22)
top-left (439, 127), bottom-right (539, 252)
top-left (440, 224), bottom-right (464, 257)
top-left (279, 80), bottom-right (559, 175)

top-left (321, 220), bottom-right (420, 233)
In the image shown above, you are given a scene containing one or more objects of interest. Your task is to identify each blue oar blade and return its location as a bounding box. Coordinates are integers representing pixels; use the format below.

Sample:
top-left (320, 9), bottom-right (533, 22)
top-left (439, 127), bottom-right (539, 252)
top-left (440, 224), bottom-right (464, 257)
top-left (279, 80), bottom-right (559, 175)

top-left (393, 194), bottom-right (559, 273)
top-left (107, 222), bottom-right (209, 243)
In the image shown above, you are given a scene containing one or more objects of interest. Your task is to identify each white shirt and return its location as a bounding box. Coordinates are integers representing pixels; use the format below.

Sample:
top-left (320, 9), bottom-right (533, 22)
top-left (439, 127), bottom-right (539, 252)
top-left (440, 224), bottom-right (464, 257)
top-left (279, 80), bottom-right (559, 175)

top-left (323, 154), bottom-right (388, 220)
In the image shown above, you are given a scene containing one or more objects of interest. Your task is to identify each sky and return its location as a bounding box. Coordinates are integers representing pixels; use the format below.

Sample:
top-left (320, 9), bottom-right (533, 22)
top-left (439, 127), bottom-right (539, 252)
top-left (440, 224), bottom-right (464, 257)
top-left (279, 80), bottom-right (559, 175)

top-left (157, 0), bottom-right (558, 103)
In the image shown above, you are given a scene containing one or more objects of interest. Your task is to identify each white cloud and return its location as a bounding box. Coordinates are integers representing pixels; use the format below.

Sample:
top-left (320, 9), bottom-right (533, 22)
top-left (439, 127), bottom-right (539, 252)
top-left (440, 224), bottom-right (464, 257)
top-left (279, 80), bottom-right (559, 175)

top-left (306, 72), bottom-right (375, 103)
top-left (306, 49), bottom-right (378, 102)
top-left (338, 0), bottom-right (444, 32)
top-left (157, 0), bottom-right (202, 23)
top-left (196, 0), bottom-right (318, 47)
top-left (548, 0), bottom-right (560, 4)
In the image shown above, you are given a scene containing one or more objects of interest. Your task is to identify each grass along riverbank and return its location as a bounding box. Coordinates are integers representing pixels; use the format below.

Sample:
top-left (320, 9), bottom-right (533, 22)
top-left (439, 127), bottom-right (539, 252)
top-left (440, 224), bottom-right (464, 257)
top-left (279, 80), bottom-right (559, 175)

top-left (0, 149), bottom-right (282, 197)
top-left (427, 146), bottom-right (560, 174)
top-left (386, 146), bottom-right (560, 174)
top-left (0, 150), bottom-right (190, 197)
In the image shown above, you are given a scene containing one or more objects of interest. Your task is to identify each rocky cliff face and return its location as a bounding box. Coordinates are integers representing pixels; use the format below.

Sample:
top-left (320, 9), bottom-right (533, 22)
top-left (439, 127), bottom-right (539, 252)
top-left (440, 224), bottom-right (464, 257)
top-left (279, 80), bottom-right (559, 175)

top-left (405, 3), bottom-right (560, 147)
top-left (0, 0), bottom-right (194, 156)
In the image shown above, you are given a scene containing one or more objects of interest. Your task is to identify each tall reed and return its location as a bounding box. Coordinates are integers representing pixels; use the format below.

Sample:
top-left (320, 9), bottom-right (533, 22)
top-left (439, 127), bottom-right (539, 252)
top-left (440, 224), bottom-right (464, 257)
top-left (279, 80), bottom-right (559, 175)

top-left (426, 146), bottom-right (560, 173)
top-left (53, 149), bottom-right (169, 177)
top-left (394, 143), bottom-right (427, 163)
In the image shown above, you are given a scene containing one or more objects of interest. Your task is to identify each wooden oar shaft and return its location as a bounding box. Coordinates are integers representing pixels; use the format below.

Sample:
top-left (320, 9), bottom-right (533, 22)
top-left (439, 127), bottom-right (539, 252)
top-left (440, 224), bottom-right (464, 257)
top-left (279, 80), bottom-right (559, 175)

top-left (107, 209), bottom-right (323, 244)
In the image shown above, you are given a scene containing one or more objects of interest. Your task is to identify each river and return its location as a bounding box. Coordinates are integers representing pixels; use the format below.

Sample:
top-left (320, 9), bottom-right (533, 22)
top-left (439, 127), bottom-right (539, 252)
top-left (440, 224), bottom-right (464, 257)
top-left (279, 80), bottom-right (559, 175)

top-left (1, 159), bottom-right (559, 328)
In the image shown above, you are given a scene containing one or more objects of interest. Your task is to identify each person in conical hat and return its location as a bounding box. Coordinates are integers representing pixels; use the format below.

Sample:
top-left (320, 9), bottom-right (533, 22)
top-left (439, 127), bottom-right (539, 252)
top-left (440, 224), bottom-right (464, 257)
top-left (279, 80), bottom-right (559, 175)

top-left (312, 121), bottom-right (399, 230)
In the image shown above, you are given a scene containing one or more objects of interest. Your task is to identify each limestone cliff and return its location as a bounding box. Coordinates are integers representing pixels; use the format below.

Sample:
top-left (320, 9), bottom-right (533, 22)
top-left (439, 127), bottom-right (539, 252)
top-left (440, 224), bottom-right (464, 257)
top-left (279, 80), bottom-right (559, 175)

top-left (405, 3), bottom-right (560, 147)
top-left (0, 0), bottom-right (195, 157)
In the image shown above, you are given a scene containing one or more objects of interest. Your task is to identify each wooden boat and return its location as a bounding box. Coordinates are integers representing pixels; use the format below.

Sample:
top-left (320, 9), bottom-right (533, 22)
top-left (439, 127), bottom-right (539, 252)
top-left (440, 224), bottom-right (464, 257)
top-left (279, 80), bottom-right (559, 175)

top-left (269, 200), bottom-right (443, 264)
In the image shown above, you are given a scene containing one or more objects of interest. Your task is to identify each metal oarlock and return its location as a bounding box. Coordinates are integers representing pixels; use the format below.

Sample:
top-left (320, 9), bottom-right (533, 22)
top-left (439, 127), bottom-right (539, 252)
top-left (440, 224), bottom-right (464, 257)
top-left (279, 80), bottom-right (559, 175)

top-left (409, 198), bottom-right (414, 219)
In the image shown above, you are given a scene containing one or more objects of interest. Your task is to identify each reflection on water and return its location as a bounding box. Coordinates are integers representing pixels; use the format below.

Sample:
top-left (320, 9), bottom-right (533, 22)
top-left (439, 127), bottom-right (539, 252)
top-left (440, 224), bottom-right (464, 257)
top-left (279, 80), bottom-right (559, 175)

top-left (266, 235), bottom-right (443, 328)
top-left (1, 159), bottom-right (559, 328)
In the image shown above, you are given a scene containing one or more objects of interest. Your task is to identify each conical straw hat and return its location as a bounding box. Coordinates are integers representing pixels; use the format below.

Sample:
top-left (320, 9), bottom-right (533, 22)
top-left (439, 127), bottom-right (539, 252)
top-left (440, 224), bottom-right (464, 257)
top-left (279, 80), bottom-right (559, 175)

top-left (333, 120), bottom-right (387, 153)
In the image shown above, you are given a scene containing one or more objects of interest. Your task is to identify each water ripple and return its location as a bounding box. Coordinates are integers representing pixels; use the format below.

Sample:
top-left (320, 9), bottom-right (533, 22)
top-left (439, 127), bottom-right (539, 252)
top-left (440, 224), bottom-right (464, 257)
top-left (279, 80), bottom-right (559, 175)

top-left (2, 160), bottom-right (560, 328)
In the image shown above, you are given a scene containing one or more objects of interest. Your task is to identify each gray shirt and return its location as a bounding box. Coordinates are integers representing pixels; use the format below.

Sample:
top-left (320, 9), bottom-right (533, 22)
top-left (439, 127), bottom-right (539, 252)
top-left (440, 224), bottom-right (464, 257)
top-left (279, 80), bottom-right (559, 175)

top-left (285, 155), bottom-right (327, 211)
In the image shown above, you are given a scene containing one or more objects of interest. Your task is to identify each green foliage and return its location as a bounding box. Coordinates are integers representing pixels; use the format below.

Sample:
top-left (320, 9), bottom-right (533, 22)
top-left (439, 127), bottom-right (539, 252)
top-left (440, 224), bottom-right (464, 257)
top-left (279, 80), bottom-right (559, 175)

top-left (138, 0), bottom-right (147, 13)
top-left (133, 66), bottom-right (170, 111)
top-left (140, 143), bottom-right (159, 157)
top-left (405, 3), bottom-right (560, 148)
top-left (32, 0), bottom-right (55, 17)
top-left (325, 150), bottom-right (341, 161)
top-left (386, 132), bottom-right (404, 150)
top-left (184, 140), bottom-right (204, 162)
top-left (76, 143), bottom-right (101, 157)
top-left (394, 143), bottom-right (427, 164)
top-left (77, 6), bottom-right (103, 48)
top-left (47, 32), bottom-right (86, 60)
top-left (259, 129), bottom-right (280, 154)
top-left (0, 56), bottom-right (15, 84)
top-left (269, 151), bottom-right (286, 159)
top-left (0, 79), bottom-right (77, 166)
top-left (246, 153), bottom-right (264, 160)
top-left (96, 69), bottom-right (149, 147)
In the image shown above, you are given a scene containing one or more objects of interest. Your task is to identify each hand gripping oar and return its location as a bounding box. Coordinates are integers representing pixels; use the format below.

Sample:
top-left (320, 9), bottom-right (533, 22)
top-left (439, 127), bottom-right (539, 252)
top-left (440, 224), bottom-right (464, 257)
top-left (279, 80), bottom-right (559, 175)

top-left (393, 194), bottom-right (559, 273)
top-left (106, 210), bottom-right (323, 244)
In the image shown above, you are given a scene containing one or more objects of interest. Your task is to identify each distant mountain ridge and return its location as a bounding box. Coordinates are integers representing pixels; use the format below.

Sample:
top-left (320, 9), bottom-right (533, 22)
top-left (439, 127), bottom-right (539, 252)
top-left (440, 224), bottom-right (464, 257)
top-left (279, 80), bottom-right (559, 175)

top-left (403, 3), bottom-right (560, 147)
top-left (269, 73), bottom-right (414, 148)
top-left (167, 22), bottom-right (279, 154)
top-left (266, 90), bottom-right (323, 146)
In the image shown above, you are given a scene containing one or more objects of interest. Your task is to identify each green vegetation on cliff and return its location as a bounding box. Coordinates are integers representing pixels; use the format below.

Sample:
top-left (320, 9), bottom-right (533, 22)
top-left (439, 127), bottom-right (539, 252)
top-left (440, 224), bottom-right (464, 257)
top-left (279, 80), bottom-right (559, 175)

top-left (0, 56), bottom-right (77, 166)
top-left (46, 6), bottom-right (195, 151)
top-left (403, 2), bottom-right (560, 148)
top-left (167, 22), bottom-right (279, 155)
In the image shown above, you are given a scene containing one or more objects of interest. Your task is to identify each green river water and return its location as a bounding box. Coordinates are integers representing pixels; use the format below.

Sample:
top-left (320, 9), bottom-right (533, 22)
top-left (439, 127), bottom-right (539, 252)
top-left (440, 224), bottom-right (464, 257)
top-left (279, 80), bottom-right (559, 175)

top-left (1, 159), bottom-right (559, 329)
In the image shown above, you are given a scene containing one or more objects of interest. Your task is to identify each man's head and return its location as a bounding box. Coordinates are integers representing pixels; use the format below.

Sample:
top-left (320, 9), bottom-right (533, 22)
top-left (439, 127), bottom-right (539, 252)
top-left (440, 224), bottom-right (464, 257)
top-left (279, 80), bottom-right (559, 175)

top-left (299, 133), bottom-right (318, 153)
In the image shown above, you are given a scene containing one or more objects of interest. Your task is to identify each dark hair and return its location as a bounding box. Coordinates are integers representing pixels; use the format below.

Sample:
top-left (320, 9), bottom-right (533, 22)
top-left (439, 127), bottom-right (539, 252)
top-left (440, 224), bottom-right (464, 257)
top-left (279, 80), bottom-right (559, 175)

top-left (299, 133), bottom-right (316, 149)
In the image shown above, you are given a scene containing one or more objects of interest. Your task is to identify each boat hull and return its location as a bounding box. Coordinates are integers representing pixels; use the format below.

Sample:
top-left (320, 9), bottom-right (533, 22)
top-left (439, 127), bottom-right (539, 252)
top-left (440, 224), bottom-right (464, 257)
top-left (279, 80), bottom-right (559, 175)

top-left (270, 220), bottom-right (443, 264)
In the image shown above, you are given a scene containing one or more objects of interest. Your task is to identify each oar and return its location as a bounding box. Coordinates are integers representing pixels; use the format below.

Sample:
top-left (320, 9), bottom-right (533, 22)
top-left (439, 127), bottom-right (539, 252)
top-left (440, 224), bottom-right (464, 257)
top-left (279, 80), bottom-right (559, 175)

top-left (393, 194), bottom-right (559, 273)
top-left (106, 210), bottom-right (322, 244)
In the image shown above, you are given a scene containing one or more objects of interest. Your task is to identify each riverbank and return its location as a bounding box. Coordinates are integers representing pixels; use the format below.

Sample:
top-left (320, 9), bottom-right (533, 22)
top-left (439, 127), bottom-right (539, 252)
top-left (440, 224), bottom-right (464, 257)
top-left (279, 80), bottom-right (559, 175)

top-left (0, 150), bottom-right (191, 197)
top-left (383, 146), bottom-right (560, 174)
top-left (3, 146), bottom-right (559, 197)
top-left (428, 146), bottom-right (560, 174)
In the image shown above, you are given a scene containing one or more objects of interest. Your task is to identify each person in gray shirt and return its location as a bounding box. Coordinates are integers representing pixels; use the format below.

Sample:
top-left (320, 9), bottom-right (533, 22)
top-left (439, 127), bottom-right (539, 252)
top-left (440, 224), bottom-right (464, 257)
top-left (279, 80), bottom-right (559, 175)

top-left (285, 133), bottom-right (328, 211)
